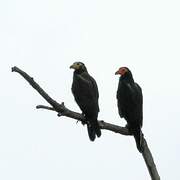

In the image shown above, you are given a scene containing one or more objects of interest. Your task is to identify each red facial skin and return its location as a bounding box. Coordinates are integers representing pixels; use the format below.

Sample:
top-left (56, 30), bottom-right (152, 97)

top-left (115, 67), bottom-right (128, 75)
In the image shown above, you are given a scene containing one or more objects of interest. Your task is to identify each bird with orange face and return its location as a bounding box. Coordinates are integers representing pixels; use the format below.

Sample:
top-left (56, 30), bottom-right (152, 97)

top-left (115, 67), bottom-right (143, 152)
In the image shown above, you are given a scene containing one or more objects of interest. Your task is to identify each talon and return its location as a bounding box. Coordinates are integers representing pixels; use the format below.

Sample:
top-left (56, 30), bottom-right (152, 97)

top-left (125, 124), bottom-right (130, 129)
top-left (81, 121), bottom-right (86, 125)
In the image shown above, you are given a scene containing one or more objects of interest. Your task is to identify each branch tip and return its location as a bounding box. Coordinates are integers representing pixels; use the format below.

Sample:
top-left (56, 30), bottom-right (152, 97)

top-left (11, 66), bottom-right (16, 72)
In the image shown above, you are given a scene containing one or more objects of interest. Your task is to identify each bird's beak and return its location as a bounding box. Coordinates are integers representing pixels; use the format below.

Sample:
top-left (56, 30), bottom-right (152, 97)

top-left (115, 70), bottom-right (119, 75)
top-left (70, 64), bottom-right (76, 69)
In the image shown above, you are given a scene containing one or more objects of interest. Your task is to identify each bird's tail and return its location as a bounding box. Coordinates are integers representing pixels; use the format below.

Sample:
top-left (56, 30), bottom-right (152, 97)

top-left (87, 124), bottom-right (95, 141)
top-left (132, 127), bottom-right (144, 153)
top-left (86, 118), bottom-right (101, 141)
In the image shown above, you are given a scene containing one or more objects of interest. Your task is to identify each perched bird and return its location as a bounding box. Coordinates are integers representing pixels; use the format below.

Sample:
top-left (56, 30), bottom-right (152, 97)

top-left (70, 62), bottom-right (101, 141)
top-left (115, 67), bottom-right (143, 152)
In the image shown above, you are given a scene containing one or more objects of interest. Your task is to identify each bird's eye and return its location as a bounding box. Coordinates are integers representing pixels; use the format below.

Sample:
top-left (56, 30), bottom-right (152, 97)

top-left (122, 68), bottom-right (127, 72)
top-left (77, 63), bottom-right (80, 66)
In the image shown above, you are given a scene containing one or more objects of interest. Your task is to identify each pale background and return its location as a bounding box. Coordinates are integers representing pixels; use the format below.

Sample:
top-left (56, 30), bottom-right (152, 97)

top-left (0, 0), bottom-right (180, 179)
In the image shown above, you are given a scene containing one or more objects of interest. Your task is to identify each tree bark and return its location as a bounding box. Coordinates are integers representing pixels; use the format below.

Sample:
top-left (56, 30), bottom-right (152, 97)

top-left (12, 66), bottom-right (160, 180)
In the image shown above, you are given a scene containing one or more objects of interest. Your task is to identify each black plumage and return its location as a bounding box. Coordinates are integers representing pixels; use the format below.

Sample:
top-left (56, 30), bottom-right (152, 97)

top-left (70, 62), bottom-right (101, 141)
top-left (115, 67), bottom-right (143, 152)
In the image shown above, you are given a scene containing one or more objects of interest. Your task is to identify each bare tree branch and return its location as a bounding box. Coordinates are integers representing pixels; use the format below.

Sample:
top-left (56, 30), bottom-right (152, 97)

top-left (36, 104), bottom-right (131, 135)
top-left (12, 66), bottom-right (160, 180)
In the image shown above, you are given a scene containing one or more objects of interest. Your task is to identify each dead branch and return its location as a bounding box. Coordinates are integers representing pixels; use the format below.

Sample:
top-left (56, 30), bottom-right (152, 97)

top-left (12, 66), bottom-right (160, 180)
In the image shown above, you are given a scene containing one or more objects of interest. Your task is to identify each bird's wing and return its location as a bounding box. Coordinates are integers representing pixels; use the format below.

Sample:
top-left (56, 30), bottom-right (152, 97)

top-left (126, 83), bottom-right (142, 104)
top-left (75, 72), bottom-right (100, 112)
top-left (116, 81), bottom-right (124, 117)
top-left (126, 83), bottom-right (143, 126)
top-left (134, 83), bottom-right (143, 127)
top-left (80, 72), bottom-right (99, 99)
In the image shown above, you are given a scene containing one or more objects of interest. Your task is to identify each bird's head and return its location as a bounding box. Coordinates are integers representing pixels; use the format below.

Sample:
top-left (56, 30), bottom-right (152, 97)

top-left (70, 62), bottom-right (87, 73)
top-left (115, 67), bottom-right (134, 82)
top-left (115, 67), bottom-right (130, 76)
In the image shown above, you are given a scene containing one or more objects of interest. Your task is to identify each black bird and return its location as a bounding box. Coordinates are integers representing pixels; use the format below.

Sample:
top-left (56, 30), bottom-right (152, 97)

top-left (115, 67), bottom-right (143, 152)
top-left (70, 62), bottom-right (101, 141)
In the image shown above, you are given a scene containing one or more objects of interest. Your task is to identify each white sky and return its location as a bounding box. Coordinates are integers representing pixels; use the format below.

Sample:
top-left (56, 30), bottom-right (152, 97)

top-left (0, 0), bottom-right (180, 179)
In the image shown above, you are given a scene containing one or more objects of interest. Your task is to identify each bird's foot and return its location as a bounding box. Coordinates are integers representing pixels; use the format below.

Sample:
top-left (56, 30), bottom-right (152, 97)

top-left (81, 119), bottom-right (87, 125)
top-left (76, 120), bottom-right (86, 125)
top-left (81, 113), bottom-right (86, 125)
top-left (125, 124), bottom-right (130, 129)
top-left (125, 124), bottom-right (133, 135)
top-left (76, 113), bottom-right (86, 125)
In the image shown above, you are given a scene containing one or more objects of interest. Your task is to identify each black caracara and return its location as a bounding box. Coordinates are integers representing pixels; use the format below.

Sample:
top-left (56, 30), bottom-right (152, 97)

top-left (70, 62), bottom-right (101, 141)
top-left (115, 67), bottom-right (143, 152)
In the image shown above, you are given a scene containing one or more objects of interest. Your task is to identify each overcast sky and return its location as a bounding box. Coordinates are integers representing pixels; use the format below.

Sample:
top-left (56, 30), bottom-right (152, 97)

top-left (0, 0), bottom-right (180, 179)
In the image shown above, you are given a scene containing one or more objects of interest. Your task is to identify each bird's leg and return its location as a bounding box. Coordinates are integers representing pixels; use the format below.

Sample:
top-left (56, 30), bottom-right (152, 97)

top-left (125, 123), bottom-right (130, 129)
top-left (125, 124), bottom-right (133, 135)
top-left (76, 113), bottom-right (87, 125)
top-left (81, 113), bottom-right (89, 125)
